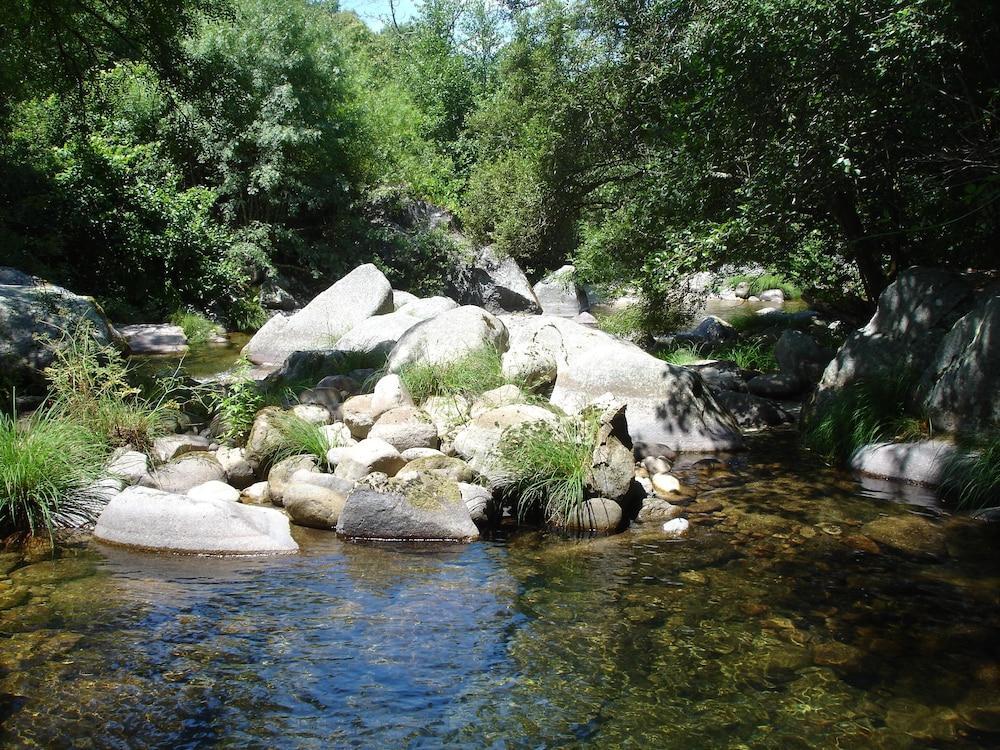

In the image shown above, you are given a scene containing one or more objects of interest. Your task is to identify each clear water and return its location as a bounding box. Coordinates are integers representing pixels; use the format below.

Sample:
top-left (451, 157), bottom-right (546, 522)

top-left (2, 433), bottom-right (999, 748)
top-left (128, 333), bottom-right (251, 382)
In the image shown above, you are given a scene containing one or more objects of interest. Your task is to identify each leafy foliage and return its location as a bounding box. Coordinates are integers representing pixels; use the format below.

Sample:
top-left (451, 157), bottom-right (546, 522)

top-left (170, 310), bottom-right (218, 345)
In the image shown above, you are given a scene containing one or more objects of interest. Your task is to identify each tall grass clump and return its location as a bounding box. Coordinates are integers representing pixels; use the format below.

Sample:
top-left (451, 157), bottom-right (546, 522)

top-left (0, 407), bottom-right (107, 538)
top-left (723, 272), bottom-right (802, 299)
top-left (657, 345), bottom-right (706, 366)
top-left (170, 309), bottom-right (219, 345)
top-left (265, 411), bottom-right (335, 466)
top-left (714, 339), bottom-right (778, 371)
top-left (802, 374), bottom-right (926, 464)
top-left (494, 414), bottom-right (600, 529)
top-left (940, 432), bottom-right (1000, 510)
top-left (43, 321), bottom-right (173, 451)
top-left (397, 346), bottom-right (507, 403)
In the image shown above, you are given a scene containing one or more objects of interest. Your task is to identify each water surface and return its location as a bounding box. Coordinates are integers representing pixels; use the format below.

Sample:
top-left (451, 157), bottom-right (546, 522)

top-left (2, 434), bottom-right (998, 748)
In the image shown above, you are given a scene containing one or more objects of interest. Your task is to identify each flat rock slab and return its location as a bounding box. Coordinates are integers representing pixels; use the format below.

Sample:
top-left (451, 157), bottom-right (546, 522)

top-left (94, 486), bottom-right (298, 555)
top-left (850, 440), bottom-right (958, 486)
top-left (118, 324), bottom-right (189, 355)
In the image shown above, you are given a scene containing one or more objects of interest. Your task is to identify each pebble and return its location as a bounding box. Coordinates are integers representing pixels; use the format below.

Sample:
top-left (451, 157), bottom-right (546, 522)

top-left (662, 518), bottom-right (689, 537)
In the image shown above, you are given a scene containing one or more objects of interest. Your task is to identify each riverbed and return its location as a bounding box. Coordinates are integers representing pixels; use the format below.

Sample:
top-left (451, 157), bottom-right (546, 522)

top-left (2, 432), bottom-right (997, 748)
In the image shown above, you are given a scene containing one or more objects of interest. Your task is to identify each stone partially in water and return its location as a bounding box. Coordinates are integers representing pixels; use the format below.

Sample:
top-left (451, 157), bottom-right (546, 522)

top-left (563, 498), bottom-right (623, 534)
top-left (861, 514), bottom-right (947, 558)
top-left (283, 483), bottom-right (347, 529)
top-left (337, 474), bottom-right (479, 542)
top-left (94, 486), bottom-right (298, 555)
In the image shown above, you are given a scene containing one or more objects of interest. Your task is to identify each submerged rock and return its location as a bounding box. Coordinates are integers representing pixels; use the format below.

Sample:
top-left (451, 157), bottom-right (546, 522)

top-left (861, 514), bottom-right (947, 558)
top-left (94, 486), bottom-right (298, 554)
top-left (337, 473), bottom-right (479, 542)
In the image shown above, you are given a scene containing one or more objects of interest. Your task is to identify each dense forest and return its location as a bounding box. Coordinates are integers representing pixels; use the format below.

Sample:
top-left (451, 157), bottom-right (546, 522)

top-left (2, 0), bottom-right (999, 324)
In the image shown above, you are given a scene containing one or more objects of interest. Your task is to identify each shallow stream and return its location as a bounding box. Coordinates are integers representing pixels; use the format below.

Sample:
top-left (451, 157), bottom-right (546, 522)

top-left (2, 433), bottom-right (998, 748)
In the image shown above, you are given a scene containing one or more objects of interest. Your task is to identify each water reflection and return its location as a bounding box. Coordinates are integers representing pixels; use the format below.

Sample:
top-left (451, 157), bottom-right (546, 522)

top-left (1, 435), bottom-right (999, 748)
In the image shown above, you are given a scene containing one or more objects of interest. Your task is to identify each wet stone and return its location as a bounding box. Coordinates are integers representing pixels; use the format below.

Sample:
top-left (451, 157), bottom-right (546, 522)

top-left (811, 640), bottom-right (863, 670)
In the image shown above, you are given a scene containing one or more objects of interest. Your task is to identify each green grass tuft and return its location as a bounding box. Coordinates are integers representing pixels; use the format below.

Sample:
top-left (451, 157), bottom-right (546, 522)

top-left (802, 375), bottom-right (926, 464)
top-left (657, 345), bottom-right (706, 365)
top-left (940, 432), bottom-right (1000, 510)
top-left (713, 339), bottom-right (778, 371)
top-left (397, 346), bottom-right (508, 403)
top-left (723, 272), bottom-right (802, 299)
top-left (266, 411), bottom-right (335, 466)
top-left (0, 407), bottom-right (108, 539)
top-left (170, 309), bottom-right (219, 345)
top-left (494, 414), bottom-right (600, 529)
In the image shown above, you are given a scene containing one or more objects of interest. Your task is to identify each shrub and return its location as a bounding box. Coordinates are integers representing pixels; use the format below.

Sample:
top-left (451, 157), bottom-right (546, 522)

top-left (0, 407), bottom-right (108, 539)
top-left (227, 295), bottom-right (270, 333)
top-left (940, 432), bottom-right (1000, 511)
top-left (216, 359), bottom-right (266, 445)
top-left (397, 346), bottom-right (508, 403)
top-left (169, 309), bottom-right (219, 345)
top-left (494, 414), bottom-right (600, 529)
top-left (802, 375), bottom-right (926, 464)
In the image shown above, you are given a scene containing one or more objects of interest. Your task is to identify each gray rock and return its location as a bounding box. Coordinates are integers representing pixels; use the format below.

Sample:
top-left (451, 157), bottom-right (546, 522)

top-left (118, 324), bottom-right (189, 355)
top-left (387, 305), bottom-right (510, 373)
top-left (469, 384), bottom-right (525, 418)
top-left (714, 391), bottom-right (794, 429)
top-left (395, 296), bottom-right (459, 320)
top-left (734, 281), bottom-right (751, 299)
top-left (337, 473), bottom-right (479, 542)
top-left (371, 373), bottom-right (414, 417)
top-left (215, 446), bottom-right (256, 489)
top-left (143, 453), bottom-right (225, 494)
top-left (447, 244), bottom-right (540, 314)
top-left (861, 514), bottom-right (946, 558)
top-left (291, 403), bottom-right (332, 425)
top-left (636, 498), bottom-right (683, 523)
top-left (368, 407), bottom-right (439, 452)
top-left (400, 447), bottom-right (445, 462)
top-left (775, 330), bottom-right (831, 383)
top-left (392, 289), bottom-right (419, 310)
top-left (584, 398), bottom-right (635, 501)
top-left (94, 486), bottom-right (298, 555)
top-left (289, 469), bottom-right (354, 495)
top-left (564, 498), bottom-right (623, 534)
top-left (335, 310), bottom-right (422, 358)
top-left (919, 293), bottom-right (1000, 433)
top-left (106, 449), bottom-right (150, 486)
top-left (422, 395), bottom-right (472, 438)
top-left (152, 434), bottom-right (211, 464)
top-left (400, 455), bottom-right (477, 483)
top-left (243, 264), bottom-right (394, 365)
top-left (688, 316), bottom-right (736, 344)
top-left (850, 440), bottom-right (958, 486)
top-left (333, 438), bottom-right (406, 481)
top-left (283, 483), bottom-right (348, 529)
top-left (187, 480), bottom-right (240, 504)
top-left (0, 267), bottom-right (36, 285)
top-left (0, 282), bottom-right (115, 396)
top-left (244, 406), bottom-right (286, 464)
top-left (267, 455), bottom-right (319, 506)
top-left (532, 265), bottom-right (589, 317)
top-left (260, 277), bottom-right (299, 311)
top-left (342, 395), bottom-right (376, 439)
top-left (746, 373), bottom-right (805, 398)
top-left (818, 268), bottom-right (975, 396)
top-left (759, 288), bottom-right (785, 303)
top-left (689, 362), bottom-right (748, 393)
top-left (240, 481), bottom-right (270, 505)
top-left (460, 482), bottom-right (496, 525)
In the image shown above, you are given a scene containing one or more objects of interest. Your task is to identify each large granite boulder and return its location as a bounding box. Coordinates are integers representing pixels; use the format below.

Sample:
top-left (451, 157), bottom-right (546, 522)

top-left (243, 264), bottom-right (393, 365)
top-left (816, 268), bottom-right (975, 396)
top-left (532, 265), bottom-right (589, 317)
top-left (447, 245), bottom-right (540, 314)
top-left (0, 281), bottom-right (115, 396)
top-left (918, 293), bottom-right (1000, 432)
top-left (94, 486), bottom-right (298, 554)
top-left (500, 314), bottom-right (742, 452)
top-left (368, 407), bottom-right (439, 452)
top-left (386, 305), bottom-right (509, 372)
top-left (334, 310), bottom-right (421, 358)
top-left (775, 330), bottom-right (832, 383)
top-left (283, 483), bottom-right (348, 529)
top-left (336, 473), bottom-right (479, 542)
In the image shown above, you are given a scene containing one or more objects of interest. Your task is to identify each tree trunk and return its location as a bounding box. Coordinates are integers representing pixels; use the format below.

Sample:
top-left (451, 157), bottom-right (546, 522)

top-left (830, 190), bottom-right (888, 301)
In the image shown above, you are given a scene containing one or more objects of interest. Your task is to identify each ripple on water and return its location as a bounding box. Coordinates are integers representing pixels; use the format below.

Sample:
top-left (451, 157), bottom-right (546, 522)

top-left (1, 434), bottom-right (999, 748)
